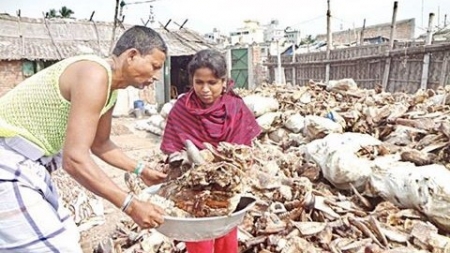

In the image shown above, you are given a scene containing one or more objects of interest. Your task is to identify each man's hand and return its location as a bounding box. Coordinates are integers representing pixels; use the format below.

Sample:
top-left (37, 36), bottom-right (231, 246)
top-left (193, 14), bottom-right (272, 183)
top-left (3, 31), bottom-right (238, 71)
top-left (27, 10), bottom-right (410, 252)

top-left (140, 167), bottom-right (167, 186)
top-left (125, 199), bottom-right (165, 229)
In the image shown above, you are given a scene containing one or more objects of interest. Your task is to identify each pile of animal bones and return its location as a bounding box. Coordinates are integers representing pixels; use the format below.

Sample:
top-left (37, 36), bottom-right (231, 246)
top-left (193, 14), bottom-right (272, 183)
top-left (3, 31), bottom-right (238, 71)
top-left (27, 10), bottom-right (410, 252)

top-left (63, 79), bottom-right (450, 252)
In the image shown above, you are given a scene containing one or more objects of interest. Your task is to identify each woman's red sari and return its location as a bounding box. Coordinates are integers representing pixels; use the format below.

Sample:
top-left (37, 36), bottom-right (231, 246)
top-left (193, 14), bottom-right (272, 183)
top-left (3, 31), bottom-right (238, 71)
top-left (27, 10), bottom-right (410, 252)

top-left (161, 89), bottom-right (261, 153)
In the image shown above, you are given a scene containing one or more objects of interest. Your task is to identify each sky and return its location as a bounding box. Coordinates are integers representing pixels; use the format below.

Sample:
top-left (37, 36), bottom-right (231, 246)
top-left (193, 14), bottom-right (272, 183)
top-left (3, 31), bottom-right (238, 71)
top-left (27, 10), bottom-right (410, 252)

top-left (1, 0), bottom-right (449, 38)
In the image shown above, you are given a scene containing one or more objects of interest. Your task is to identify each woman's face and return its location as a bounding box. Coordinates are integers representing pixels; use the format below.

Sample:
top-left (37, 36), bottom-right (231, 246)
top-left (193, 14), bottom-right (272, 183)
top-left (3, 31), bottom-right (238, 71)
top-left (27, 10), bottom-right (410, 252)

top-left (192, 67), bottom-right (225, 106)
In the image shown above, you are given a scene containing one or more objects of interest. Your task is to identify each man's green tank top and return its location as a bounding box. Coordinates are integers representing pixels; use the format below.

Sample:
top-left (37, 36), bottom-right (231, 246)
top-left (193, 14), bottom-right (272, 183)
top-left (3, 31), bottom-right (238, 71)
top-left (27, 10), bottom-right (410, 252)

top-left (0, 55), bottom-right (118, 156)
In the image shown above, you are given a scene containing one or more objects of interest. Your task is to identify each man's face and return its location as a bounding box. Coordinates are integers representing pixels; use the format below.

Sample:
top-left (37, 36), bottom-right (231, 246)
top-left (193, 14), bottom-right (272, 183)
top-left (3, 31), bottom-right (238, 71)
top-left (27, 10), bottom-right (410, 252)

top-left (124, 48), bottom-right (166, 89)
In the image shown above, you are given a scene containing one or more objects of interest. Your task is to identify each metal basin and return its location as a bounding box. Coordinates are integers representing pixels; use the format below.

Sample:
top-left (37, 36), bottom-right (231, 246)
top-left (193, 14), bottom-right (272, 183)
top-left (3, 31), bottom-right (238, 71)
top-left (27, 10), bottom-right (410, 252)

top-left (155, 196), bottom-right (256, 242)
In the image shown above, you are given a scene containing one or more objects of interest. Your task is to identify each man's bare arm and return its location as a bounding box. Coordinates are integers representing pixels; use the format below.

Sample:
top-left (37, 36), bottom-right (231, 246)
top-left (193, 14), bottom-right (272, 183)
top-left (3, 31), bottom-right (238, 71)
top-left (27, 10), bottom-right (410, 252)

top-left (91, 103), bottom-right (167, 186)
top-left (62, 61), bottom-right (127, 209)
top-left (91, 107), bottom-right (137, 172)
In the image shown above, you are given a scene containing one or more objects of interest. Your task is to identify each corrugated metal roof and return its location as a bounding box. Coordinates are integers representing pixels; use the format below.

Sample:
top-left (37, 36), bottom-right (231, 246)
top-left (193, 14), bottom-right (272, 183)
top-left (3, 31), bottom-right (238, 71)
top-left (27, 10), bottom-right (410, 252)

top-left (0, 14), bottom-right (215, 60)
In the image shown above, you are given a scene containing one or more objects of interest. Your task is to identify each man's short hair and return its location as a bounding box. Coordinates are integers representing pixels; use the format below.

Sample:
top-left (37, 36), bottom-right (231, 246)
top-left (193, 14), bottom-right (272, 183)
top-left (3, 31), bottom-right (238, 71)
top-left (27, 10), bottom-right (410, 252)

top-left (112, 26), bottom-right (168, 57)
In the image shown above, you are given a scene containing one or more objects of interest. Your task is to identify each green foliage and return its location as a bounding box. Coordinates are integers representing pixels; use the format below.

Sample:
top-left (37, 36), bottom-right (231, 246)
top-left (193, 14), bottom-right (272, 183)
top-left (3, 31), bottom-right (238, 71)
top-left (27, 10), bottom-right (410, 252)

top-left (299, 35), bottom-right (316, 45)
top-left (45, 6), bottom-right (74, 18)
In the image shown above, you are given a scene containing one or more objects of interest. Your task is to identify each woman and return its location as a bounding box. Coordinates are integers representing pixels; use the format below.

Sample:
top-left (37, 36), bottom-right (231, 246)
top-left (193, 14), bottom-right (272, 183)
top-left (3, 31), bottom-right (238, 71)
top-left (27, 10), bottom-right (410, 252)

top-left (161, 49), bottom-right (261, 253)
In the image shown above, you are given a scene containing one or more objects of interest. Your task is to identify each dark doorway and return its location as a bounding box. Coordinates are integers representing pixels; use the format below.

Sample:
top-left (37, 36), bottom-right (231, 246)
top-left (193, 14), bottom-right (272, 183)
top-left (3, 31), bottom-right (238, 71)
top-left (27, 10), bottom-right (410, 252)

top-left (170, 55), bottom-right (192, 98)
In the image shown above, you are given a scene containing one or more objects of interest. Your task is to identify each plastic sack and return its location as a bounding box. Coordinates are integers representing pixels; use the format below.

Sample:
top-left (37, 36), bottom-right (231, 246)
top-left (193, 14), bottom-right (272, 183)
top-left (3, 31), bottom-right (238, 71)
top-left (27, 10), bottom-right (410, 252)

top-left (160, 100), bottom-right (176, 119)
top-left (256, 112), bottom-right (282, 133)
top-left (370, 157), bottom-right (450, 232)
top-left (284, 114), bottom-right (305, 133)
top-left (305, 132), bottom-right (381, 190)
top-left (303, 115), bottom-right (343, 140)
top-left (326, 78), bottom-right (358, 92)
top-left (243, 95), bottom-right (279, 117)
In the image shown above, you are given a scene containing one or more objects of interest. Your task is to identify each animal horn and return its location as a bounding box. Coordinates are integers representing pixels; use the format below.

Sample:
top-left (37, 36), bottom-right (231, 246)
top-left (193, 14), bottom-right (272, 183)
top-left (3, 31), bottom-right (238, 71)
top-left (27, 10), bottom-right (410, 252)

top-left (184, 140), bottom-right (206, 165)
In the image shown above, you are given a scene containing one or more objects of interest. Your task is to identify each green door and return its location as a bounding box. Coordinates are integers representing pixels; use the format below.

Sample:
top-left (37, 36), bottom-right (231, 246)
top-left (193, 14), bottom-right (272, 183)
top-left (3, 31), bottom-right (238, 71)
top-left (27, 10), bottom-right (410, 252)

top-left (231, 48), bottom-right (249, 89)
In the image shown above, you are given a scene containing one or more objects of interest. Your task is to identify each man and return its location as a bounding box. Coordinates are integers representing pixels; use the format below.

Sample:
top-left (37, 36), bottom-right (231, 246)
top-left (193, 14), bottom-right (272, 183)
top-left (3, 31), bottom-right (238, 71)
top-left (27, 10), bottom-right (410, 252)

top-left (0, 26), bottom-right (168, 252)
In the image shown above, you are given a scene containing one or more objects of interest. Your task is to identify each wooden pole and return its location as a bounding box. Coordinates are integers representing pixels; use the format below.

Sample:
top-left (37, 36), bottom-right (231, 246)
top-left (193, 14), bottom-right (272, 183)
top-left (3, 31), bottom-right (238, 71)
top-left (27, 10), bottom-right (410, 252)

top-left (439, 57), bottom-right (448, 88)
top-left (381, 1), bottom-right (398, 91)
top-left (89, 11), bottom-right (95, 21)
top-left (42, 12), bottom-right (63, 59)
top-left (163, 55), bottom-right (171, 103)
top-left (291, 44), bottom-right (296, 85)
top-left (420, 13), bottom-right (435, 90)
top-left (325, 0), bottom-right (332, 83)
top-left (277, 40), bottom-right (282, 84)
top-left (360, 19), bottom-right (366, 45)
top-left (110, 0), bottom-right (120, 54)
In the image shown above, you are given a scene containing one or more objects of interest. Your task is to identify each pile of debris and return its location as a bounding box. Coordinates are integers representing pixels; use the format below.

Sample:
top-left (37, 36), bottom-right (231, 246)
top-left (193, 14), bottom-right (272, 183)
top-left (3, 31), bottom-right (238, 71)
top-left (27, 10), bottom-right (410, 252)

top-left (141, 79), bottom-right (450, 170)
top-left (96, 134), bottom-right (450, 253)
top-left (52, 169), bottom-right (106, 232)
top-left (90, 78), bottom-right (450, 253)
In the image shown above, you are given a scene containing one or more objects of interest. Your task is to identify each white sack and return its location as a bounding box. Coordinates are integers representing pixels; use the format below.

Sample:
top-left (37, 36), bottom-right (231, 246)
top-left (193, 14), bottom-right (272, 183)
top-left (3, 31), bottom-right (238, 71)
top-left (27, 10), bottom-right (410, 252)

top-left (284, 114), bottom-right (305, 133)
top-left (303, 115), bottom-right (343, 140)
top-left (147, 114), bottom-right (165, 129)
top-left (326, 78), bottom-right (358, 92)
top-left (243, 95), bottom-right (279, 117)
top-left (256, 112), bottom-right (282, 133)
top-left (305, 133), bottom-right (381, 190)
top-left (160, 100), bottom-right (176, 119)
top-left (370, 157), bottom-right (450, 232)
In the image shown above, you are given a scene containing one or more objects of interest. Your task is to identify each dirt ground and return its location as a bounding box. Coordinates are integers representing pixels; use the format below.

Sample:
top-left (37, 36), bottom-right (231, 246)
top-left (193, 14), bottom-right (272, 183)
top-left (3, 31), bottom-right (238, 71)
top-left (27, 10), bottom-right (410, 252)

top-left (79, 116), bottom-right (162, 252)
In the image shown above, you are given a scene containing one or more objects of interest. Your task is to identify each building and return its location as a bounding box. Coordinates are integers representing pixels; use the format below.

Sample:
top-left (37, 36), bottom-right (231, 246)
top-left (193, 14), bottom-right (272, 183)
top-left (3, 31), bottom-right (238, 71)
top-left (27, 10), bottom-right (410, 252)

top-left (229, 20), bottom-right (265, 45)
top-left (204, 28), bottom-right (229, 48)
top-left (263, 19), bottom-right (285, 42)
top-left (284, 27), bottom-right (301, 45)
top-left (0, 13), bottom-right (216, 114)
top-left (315, 18), bottom-right (415, 44)
top-left (417, 25), bottom-right (450, 42)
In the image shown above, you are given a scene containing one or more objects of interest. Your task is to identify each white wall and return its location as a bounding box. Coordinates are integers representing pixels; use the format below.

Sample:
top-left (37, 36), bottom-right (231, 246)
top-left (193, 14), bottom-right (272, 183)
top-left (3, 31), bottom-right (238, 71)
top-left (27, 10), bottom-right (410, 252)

top-left (112, 87), bottom-right (141, 117)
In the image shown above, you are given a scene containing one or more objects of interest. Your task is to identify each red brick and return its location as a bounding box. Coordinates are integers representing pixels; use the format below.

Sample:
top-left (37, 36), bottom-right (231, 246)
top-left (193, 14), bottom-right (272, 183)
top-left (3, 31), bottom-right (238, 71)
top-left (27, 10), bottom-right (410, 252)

top-left (0, 60), bottom-right (24, 97)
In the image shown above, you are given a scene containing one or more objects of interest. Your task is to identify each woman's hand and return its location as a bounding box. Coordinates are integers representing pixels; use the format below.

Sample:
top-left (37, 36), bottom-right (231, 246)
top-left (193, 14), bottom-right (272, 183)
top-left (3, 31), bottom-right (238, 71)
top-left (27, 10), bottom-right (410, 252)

top-left (140, 167), bottom-right (167, 186)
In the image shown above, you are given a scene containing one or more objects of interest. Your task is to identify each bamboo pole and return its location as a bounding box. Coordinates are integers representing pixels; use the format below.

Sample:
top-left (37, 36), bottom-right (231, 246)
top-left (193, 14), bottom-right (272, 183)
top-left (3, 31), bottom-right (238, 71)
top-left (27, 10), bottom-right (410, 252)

top-left (325, 0), bottom-right (332, 83)
top-left (420, 13), bottom-right (435, 90)
top-left (277, 40), bottom-right (282, 84)
top-left (360, 19), bottom-right (366, 45)
top-left (42, 12), bottom-right (63, 59)
top-left (109, 0), bottom-right (120, 54)
top-left (292, 44), bottom-right (296, 85)
top-left (381, 1), bottom-right (398, 91)
top-left (439, 57), bottom-right (449, 88)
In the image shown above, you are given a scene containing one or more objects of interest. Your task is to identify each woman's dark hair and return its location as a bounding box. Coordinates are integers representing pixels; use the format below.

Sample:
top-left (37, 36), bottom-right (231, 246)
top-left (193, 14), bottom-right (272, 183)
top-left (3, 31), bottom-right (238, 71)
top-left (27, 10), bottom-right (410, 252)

top-left (112, 26), bottom-right (168, 56)
top-left (187, 49), bottom-right (227, 83)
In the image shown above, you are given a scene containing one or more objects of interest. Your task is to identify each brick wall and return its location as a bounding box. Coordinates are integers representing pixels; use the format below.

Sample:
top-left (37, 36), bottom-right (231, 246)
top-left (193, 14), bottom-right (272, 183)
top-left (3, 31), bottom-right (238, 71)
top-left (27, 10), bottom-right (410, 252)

top-left (0, 60), bottom-right (24, 97)
top-left (250, 45), bottom-right (269, 87)
top-left (316, 19), bottom-right (415, 44)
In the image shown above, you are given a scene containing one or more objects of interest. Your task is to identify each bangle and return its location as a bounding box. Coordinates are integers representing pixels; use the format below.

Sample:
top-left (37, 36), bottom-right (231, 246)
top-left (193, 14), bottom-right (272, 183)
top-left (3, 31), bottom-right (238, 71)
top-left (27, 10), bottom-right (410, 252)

top-left (133, 161), bottom-right (145, 177)
top-left (120, 193), bottom-right (134, 212)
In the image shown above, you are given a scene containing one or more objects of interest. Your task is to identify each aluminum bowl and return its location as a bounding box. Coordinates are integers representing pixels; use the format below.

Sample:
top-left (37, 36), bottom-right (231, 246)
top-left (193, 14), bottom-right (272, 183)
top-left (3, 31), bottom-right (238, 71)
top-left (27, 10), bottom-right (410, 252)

top-left (155, 196), bottom-right (256, 242)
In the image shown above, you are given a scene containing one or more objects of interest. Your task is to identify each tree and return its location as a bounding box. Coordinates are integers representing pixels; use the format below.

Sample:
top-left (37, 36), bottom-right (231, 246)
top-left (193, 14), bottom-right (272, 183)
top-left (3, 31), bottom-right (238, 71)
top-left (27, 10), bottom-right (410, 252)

top-left (45, 6), bottom-right (74, 18)
top-left (299, 35), bottom-right (316, 45)
top-left (45, 9), bottom-right (58, 18)
top-left (59, 6), bottom-right (74, 18)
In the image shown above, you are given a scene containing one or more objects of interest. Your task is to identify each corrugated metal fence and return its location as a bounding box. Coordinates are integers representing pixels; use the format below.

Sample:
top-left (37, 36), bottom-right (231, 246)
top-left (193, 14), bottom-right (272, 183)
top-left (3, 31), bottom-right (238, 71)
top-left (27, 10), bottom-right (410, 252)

top-left (267, 42), bottom-right (450, 93)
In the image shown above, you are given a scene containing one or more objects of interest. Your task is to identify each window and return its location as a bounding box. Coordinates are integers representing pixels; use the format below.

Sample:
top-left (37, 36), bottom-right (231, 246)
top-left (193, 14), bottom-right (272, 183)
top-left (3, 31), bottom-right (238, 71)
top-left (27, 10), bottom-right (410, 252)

top-left (22, 60), bottom-right (57, 77)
